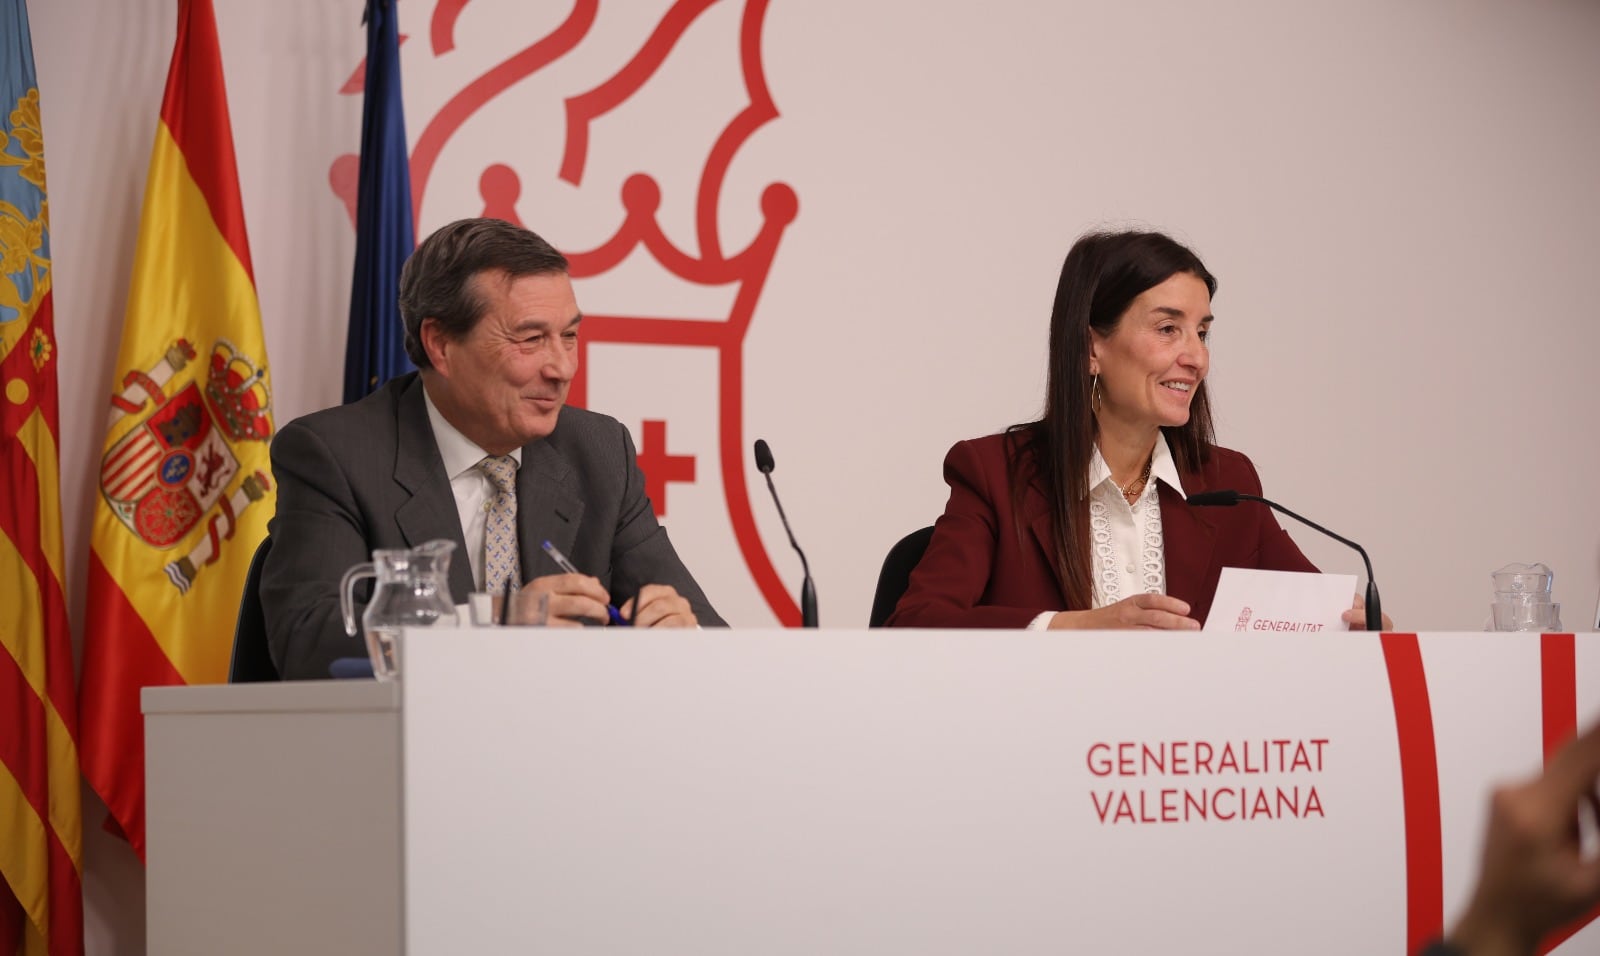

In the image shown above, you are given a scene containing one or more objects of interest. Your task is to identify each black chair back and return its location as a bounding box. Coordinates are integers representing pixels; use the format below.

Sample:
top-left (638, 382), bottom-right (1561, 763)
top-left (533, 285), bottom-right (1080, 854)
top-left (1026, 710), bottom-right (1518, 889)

top-left (228, 536), bottom-right (279, 682)
top-left (868, 526), bottom-right (935, 627)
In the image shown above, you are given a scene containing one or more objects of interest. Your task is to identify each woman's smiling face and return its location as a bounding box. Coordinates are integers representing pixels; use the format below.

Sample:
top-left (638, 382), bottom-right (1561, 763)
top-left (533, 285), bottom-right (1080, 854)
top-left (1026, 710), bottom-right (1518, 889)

top-left (1089, 271), bottom-right (1213, 435)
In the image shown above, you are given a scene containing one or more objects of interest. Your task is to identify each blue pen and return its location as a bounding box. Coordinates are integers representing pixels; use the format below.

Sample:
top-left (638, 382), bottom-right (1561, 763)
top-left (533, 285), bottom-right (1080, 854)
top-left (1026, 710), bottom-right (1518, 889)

top-left (541, 540), bottom-right (629, 626)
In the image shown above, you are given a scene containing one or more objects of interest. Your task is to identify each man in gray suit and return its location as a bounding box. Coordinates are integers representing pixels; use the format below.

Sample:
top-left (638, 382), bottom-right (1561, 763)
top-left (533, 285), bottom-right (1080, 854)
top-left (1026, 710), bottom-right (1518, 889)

top-left (263, 218), bottom-right (722, 680)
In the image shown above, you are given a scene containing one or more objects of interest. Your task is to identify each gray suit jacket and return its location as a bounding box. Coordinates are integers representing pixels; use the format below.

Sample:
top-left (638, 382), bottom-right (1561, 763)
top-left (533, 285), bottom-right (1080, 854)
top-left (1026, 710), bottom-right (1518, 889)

top-left (262, 373), bottom-right (723, 679)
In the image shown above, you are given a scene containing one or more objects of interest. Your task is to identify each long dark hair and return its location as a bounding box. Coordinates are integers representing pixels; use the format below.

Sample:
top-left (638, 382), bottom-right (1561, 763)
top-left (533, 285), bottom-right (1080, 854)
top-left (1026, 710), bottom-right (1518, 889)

top-left (1008, 230), bottom-right (1218, 609)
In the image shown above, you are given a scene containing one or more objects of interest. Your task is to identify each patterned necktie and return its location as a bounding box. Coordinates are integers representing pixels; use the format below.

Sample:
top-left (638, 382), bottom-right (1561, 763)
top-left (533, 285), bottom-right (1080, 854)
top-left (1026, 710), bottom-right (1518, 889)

top-left (478, 455), bottom-right (520, 595)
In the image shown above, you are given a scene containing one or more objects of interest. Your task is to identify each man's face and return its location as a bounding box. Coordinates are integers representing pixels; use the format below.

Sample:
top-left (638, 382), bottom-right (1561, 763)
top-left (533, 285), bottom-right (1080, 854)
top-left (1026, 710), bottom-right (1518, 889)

top-left (424, 270), bottom-right (581, 455)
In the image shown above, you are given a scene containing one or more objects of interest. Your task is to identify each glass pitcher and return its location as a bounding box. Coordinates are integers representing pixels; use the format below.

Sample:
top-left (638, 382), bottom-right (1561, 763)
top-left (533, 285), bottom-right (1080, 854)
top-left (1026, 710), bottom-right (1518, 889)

top-left (340, 539), bottom-right (459, 680)
top-left (1487, 562), bottom-right (1561, 632)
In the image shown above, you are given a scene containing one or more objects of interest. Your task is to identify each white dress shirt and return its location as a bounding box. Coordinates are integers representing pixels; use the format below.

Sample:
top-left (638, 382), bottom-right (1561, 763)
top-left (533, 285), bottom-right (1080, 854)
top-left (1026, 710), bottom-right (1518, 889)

top-left (1027, 436), bottom-right (1188, 629)
top-left (423, 389), bottom-right (521, 592)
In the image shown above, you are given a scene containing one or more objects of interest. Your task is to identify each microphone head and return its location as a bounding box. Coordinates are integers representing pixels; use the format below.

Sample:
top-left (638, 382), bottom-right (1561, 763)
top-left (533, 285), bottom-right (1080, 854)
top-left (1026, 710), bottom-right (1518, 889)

top-left (753, 439), bottom-right (775, 474)
top-left (1186, 490), bottom-right (1241, 507)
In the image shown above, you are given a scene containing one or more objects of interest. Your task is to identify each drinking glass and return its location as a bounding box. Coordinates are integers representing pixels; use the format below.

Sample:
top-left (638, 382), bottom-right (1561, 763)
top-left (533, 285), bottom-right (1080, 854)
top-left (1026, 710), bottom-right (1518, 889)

top-left (468, 588), bottom-right (549, 627)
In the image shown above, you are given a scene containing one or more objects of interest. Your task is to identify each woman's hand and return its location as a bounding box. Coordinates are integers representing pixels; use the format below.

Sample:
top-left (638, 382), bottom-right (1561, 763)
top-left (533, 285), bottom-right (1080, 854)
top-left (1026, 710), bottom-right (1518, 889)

top-left (1342, 594), bottom-right (1394, 631)
top-left (1048, 594), bottom-right (1200, 630)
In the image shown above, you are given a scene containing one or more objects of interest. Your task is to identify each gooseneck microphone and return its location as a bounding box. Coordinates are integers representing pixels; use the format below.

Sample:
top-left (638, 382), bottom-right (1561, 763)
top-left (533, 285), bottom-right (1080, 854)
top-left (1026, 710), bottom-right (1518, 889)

top-left (753, 439), bottom-right (818, 628)
top-left (1186, 490), bottom-right (1382, 631)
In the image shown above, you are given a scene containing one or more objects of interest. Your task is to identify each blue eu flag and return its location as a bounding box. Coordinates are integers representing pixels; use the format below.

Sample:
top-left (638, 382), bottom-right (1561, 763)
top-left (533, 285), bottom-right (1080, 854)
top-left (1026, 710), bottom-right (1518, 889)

top-left (343, 0), bottom-right (414, 403)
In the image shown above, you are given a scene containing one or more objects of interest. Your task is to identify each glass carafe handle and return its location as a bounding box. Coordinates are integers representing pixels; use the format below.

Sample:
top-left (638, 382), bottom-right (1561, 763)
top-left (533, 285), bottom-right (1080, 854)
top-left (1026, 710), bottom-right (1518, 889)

top-left (339, 562), bottom-right (376, 638)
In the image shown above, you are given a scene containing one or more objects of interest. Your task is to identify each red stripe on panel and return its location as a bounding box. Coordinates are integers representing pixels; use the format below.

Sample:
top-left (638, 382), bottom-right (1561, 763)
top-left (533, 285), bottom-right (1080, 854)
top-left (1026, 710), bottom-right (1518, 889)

top-left (1382, 633), bottom-right (1443, 955)
top-left (1536, 632), bottom-right (1596, 954)
top-left (1540, 632), bottom-right (1577, 759)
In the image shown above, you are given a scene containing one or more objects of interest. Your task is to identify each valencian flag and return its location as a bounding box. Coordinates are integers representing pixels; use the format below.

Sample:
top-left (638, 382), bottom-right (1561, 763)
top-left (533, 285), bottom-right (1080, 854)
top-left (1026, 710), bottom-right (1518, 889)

top-left (0, 1), bottom-right (85, 951)
top-left (79, 0), bottom-right (274, 860)
top-left (342, 0), bottom-right (414, 403)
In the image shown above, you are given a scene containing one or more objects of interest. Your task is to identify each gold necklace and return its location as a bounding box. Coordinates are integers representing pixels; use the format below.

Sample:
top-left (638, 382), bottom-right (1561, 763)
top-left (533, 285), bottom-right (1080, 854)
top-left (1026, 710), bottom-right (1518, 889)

top-left (1115, 455), bottom-right (1154, 505)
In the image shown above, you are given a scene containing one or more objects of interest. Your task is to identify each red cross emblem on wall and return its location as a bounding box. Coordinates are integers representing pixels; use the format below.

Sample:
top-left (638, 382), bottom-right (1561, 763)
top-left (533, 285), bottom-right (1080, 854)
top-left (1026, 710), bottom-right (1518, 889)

top-left (635, 419), bottom-right (695, 519)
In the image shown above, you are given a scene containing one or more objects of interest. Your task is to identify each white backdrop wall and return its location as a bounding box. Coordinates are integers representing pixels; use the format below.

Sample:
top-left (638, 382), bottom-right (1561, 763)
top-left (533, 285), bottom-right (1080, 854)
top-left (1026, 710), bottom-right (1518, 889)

top-left (24, 1), bottom-right (1600, 952)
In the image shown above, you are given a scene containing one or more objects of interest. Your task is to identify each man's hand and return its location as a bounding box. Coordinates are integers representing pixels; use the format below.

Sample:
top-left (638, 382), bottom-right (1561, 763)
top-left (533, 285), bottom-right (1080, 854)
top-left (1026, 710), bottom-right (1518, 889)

top-left (517, 572), bottom-right (614, 627)
top-left (621, 584), bottom-right (698, 628)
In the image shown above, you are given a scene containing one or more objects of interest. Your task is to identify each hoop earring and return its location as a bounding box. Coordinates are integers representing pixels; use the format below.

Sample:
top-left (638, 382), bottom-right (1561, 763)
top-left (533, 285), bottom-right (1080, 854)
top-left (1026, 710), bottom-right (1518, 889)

top-left (1090, 373), bottom-right (1100, 412)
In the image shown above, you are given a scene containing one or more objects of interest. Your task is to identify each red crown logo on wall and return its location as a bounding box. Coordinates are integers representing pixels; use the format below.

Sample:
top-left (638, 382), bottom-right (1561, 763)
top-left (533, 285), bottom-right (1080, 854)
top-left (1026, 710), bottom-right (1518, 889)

top-left (330, 0), bottom-right (806, 624)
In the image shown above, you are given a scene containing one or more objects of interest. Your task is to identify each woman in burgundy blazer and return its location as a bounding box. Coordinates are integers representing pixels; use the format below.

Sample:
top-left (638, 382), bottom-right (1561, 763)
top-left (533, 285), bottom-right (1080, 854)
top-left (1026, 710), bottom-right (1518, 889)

top-left (885, 433), bottom-right (1316, 628)
top-left (887, 230), bottom-right (1372, 631)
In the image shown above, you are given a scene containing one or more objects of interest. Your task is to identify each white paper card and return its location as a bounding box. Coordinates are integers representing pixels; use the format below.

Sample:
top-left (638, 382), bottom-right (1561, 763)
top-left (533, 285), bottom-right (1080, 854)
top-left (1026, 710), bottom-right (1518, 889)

top-left (1204, 567), bottom-right (1357, 633)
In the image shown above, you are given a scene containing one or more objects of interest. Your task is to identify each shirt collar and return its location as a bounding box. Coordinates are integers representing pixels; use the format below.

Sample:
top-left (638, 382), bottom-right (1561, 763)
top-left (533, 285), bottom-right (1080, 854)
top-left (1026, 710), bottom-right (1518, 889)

top-left (1087, 434), bottom-right (1189, 497)
top-left (423, 385), bottom-right (522, 481)
top-left (1149, 434), bottom-right (1187, 497)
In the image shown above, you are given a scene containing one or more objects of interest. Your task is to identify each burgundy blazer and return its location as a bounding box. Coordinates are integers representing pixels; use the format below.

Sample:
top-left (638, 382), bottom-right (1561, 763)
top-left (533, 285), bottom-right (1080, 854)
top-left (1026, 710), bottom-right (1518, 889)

top-left (885, 433), bottom-right (1317, 628)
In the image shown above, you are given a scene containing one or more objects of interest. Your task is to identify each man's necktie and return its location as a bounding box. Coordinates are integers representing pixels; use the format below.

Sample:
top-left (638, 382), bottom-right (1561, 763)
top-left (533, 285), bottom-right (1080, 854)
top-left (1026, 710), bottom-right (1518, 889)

top-left (478, 455), bottom-right (520, 595)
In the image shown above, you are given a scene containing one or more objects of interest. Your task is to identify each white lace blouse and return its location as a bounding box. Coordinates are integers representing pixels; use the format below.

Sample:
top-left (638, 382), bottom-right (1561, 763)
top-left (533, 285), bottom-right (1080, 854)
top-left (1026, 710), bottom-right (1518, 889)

top-left (1027, 436), bottom-right (1188, 628)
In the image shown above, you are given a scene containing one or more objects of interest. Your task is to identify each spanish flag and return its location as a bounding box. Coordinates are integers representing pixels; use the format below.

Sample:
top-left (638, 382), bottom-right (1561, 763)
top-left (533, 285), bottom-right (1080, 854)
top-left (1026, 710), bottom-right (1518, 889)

top-left (80, 0), bottom-right (274, 861)
top-left (0, 0), bottom-right (84, 952)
